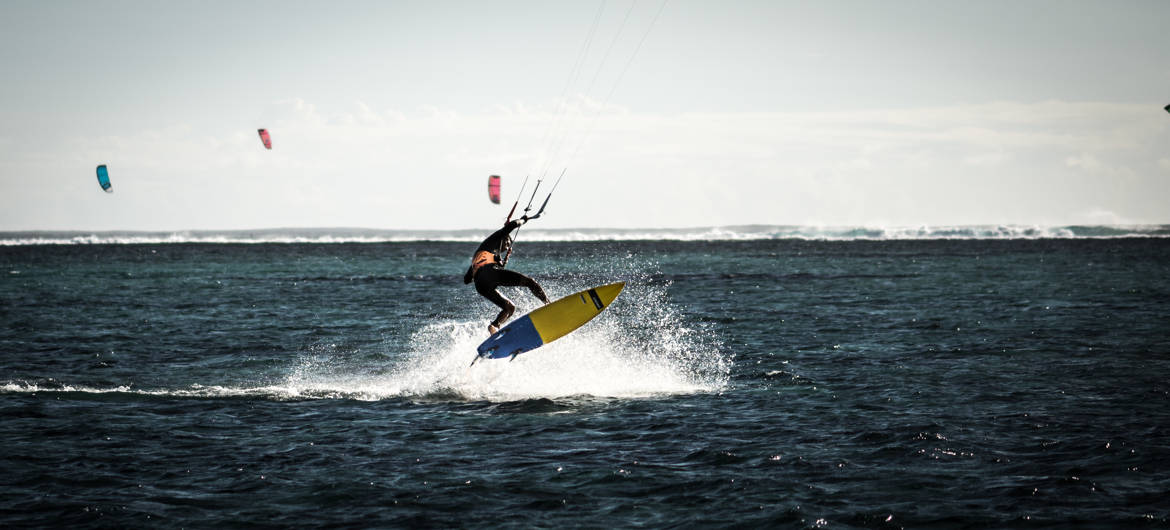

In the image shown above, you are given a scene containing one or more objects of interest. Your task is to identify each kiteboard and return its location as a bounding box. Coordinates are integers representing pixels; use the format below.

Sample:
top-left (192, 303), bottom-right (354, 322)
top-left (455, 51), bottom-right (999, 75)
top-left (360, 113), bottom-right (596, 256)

top-left (474, 282), bottom-right (625, 363)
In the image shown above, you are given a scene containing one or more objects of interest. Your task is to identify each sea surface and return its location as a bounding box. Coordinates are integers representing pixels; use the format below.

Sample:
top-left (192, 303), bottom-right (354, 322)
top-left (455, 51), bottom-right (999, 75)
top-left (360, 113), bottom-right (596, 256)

top-left (2, 227), bottom-right (1168, 528)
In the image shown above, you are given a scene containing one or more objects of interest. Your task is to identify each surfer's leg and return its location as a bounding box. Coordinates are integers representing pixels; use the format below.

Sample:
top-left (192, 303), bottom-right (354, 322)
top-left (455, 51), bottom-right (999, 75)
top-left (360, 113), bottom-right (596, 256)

top-left (475, 274), bottom-right (515, 331)
top-left (486, 292), bottom-right (515, 330)
top-left (495, 269), bottom-right (550, 304)
top-left (528, 278), bottom-right (550, 304)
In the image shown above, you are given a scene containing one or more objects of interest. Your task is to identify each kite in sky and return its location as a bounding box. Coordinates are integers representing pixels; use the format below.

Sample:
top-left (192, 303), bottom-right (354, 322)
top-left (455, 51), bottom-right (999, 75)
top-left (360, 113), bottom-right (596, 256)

top-left (488, 175), bottom-right (501, 204)
top-left (96, 164), bottom-right (112, 193)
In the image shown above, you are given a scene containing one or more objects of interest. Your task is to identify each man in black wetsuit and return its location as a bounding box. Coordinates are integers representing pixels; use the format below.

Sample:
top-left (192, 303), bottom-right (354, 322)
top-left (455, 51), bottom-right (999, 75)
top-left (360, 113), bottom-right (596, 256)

top-left (463, 215), bottom-right (550, 334)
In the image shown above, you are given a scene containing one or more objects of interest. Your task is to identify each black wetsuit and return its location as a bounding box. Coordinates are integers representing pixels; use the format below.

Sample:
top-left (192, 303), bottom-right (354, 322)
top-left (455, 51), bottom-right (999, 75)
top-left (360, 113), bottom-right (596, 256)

top-left (463, 219), bottom-right (550, 329)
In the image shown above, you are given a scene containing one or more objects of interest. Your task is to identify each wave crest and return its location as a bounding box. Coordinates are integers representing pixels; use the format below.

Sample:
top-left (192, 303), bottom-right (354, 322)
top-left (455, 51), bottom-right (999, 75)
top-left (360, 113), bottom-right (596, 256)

top-left (3, 224), bottom-right (1168, 245)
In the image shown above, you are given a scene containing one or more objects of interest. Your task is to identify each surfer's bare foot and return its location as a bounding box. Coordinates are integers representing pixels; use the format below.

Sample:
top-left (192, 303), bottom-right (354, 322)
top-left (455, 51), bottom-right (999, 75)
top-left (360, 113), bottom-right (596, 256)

top-left (488, 324), bottom-right (498, 335)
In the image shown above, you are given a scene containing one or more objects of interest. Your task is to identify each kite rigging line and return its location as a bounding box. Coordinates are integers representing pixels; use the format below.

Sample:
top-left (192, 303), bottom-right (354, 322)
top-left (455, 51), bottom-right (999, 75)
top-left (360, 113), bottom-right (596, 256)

top-left (502, 0), bottom-right (666, 267)
top-left (537, 0), bottom-right (637, 182)
top-left (565, 0), bottom-right (668, 167)
top-left (502, 169), bottom-right (564, 266)
top-left (531, 0), bottom-right (670, 207)
top-left (529, 0), bottom-right (609, 182)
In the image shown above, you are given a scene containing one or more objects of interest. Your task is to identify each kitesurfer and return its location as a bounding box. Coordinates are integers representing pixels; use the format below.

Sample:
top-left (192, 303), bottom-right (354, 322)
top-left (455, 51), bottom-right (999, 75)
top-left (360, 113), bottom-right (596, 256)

top-left (464, 216), bottom-right (550, 334)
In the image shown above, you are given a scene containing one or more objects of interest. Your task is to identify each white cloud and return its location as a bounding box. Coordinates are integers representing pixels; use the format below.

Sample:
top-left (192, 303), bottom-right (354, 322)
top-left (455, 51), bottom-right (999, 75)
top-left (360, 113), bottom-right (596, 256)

top-left (3, 98), bottom-right (1169, 230)
top-left (1079, 208), bottom-right (1131, 226)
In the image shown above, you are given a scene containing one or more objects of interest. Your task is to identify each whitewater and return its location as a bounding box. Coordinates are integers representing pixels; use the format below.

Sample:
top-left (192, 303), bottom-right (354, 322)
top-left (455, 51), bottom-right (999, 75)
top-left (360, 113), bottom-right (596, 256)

top-left (2, 224), bottom-right (1168, 245)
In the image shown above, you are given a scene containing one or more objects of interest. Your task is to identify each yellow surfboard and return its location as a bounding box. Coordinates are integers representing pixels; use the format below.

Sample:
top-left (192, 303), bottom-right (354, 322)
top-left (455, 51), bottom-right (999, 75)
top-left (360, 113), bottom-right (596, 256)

top-left (476, 282), bottom-right (625, 360)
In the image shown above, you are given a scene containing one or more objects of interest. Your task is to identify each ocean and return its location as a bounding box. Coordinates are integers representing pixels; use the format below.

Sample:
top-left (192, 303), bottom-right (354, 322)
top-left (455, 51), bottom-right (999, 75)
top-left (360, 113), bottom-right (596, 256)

top-left (2, 226), bottom-right (1168, 528)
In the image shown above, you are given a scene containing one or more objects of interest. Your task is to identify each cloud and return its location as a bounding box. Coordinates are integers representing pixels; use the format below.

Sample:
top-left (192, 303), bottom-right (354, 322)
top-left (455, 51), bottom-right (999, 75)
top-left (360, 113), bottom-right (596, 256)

top-left (4, 98), bottom-right (1168, 230)
top-left (1079, 208), bottom-right (1131, 226)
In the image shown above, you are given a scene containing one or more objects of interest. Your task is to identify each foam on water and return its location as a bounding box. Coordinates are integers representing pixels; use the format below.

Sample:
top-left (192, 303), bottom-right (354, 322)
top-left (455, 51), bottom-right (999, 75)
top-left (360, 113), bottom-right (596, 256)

top-left (2, 279), bottom-right (730, 403)
top-left (3, 224), bottom-right (1168, 245)
top-left (0, 381), bottom-right (313, 399)
top-left (394, 319), bottom-right (723, 402)
top-left (283, 280), bottom-right (731, 402)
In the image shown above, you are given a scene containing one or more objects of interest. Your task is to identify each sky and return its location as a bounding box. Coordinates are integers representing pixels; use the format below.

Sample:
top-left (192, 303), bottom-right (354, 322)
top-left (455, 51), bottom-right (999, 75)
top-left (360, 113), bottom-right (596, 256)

top-left (2, 0), bottom-right (1169, 231)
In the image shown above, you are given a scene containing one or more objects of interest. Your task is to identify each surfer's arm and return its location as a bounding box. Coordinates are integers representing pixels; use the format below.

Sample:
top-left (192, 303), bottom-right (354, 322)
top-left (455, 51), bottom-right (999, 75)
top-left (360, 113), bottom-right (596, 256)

top-left (481, 220), bottom-right (523, 249)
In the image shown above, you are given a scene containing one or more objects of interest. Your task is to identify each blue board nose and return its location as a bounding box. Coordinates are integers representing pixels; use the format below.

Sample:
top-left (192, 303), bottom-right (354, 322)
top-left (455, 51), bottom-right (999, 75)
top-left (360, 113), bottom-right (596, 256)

top-left (476, 315), bottom-right (542, 359)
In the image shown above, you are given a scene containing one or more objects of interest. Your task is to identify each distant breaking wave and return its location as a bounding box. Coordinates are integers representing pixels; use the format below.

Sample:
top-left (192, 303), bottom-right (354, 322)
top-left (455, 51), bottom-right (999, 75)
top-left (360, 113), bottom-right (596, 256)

top-left (2, 225), bottom-right (1169, 245)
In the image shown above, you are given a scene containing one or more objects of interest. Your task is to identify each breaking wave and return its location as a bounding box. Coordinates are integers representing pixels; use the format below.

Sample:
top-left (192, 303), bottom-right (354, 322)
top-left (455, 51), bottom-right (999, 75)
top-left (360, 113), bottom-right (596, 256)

top-left (3, 224), bottom-right (1168, 245)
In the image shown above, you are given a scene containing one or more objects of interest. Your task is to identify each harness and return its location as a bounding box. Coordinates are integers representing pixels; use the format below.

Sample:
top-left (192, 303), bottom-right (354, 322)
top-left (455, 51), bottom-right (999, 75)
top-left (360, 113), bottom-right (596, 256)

top-left (470, 250), bottom-right (498, 278)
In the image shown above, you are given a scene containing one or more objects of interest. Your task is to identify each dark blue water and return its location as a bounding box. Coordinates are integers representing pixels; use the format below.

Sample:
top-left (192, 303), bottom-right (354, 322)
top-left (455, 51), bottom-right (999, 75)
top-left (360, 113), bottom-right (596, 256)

top-left (2, 238), bottom-right (1168, 527)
